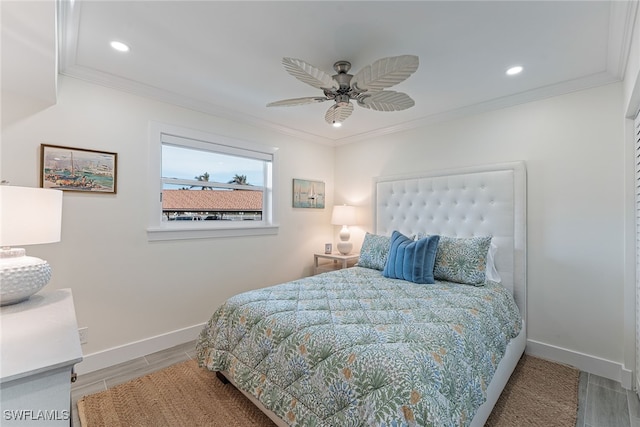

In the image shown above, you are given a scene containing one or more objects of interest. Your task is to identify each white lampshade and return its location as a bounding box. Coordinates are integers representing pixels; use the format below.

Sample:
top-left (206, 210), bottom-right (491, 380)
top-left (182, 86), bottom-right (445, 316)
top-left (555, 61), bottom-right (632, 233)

top-left (0, 186), bottom-right (63, 306)
top-left (331, 205), bottom-right (357, 226)
top-left (0, 186), bottom-right (62, 247)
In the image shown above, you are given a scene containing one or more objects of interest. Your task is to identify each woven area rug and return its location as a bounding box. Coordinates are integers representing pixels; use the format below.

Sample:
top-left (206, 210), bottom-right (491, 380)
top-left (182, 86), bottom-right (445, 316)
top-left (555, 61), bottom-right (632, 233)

top-left (78, 355), bottom-right (579, 427)
top-left (485, 355), bottom-right (579, 427)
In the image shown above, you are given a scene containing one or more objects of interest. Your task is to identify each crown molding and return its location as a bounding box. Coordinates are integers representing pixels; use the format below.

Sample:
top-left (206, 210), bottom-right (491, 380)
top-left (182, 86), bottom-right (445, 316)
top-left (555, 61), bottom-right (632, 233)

top-left (607, 0), bottom-right (639, 80)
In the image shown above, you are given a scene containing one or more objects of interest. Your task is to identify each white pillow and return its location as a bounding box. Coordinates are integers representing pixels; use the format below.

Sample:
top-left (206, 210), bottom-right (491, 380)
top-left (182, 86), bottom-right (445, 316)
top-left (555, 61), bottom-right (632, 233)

top-left (485, 242), bottom-right (501, 283)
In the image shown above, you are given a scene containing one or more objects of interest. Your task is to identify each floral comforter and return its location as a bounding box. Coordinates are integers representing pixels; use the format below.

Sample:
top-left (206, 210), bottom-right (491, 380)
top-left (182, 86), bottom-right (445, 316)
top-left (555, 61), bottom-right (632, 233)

top-left (196, 267), bottom-right (522, 427)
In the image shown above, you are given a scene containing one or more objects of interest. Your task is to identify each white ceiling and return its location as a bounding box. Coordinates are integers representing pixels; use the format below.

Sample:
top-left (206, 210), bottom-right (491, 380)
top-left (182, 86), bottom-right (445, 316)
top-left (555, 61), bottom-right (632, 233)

top-left (56, 1), bottom-right (635, 145)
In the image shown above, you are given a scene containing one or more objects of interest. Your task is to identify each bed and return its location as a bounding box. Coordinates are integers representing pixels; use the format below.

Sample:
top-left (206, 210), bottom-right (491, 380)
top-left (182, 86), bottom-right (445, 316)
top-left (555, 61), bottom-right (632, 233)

top-left (196, 161), bottom-right (527, 427)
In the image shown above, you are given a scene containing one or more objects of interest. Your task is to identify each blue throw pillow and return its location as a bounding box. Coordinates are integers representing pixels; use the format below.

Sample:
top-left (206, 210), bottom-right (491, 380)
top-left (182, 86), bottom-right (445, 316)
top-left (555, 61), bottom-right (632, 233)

top-left (383, 231), bottom-right (440, 284)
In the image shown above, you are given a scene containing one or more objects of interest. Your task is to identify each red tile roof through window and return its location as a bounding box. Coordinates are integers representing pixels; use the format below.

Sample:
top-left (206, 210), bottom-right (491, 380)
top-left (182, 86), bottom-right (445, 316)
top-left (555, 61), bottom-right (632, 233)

top-left (162, 190), bottom-right (262, 212)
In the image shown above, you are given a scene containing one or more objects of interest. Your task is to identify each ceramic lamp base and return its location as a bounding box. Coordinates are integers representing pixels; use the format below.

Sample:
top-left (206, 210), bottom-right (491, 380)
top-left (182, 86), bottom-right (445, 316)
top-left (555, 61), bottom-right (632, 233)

top-left (0, 248), bottom-right (52, 306)
top-left (337, 225), bottom-right (353, 255)
top-left (337, 242), bottom-right (353, 255)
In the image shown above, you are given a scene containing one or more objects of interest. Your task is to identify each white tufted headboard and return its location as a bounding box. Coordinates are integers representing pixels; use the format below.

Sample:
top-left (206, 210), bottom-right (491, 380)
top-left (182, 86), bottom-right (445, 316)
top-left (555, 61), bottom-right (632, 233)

top-left (374, 162), bottom-right (527, 322)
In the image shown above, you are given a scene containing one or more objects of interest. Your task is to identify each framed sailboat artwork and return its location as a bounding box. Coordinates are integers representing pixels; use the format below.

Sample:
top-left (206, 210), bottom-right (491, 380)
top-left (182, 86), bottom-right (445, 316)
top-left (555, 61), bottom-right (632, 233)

top-left (40, 144), bottom-right (118, 194)
top-left (292, 178), bottom-right (325, 208)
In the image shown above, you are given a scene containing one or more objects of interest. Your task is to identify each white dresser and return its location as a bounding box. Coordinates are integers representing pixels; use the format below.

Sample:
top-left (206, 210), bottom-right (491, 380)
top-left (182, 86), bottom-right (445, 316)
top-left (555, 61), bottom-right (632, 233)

top-left (0, 289), bottom-right (83, 426)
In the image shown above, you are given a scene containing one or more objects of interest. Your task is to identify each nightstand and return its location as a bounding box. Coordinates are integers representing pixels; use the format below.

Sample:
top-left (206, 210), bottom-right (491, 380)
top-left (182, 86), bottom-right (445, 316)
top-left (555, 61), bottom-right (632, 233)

top-left (0, 289), bottom-right (83, 426)
top-left (313, 253), bottom-right (360, 275)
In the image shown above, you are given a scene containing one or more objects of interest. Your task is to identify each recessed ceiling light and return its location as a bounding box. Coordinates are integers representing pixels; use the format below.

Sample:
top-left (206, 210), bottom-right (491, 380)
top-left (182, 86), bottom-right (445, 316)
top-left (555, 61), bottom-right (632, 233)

top-left (506, 66), bottom-right (523, 76)
top-left (110, 41), bottom-right (130, 52)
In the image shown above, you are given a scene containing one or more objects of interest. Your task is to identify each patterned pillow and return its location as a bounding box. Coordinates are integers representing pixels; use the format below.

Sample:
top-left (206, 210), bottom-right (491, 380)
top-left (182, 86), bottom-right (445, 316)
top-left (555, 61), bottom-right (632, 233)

top-left (434, 236), bottom-right (492, 286)
top-left (357, 233), bottom-right (391, 270)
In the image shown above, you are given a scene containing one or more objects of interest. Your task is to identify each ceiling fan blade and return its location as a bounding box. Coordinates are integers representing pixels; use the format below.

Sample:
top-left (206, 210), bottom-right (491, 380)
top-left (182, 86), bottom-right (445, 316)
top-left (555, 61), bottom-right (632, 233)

top-left (282, 58), bottom-right (338, 90)
top-left (325, 102), bottom-right (353, 125)
top-left (357, 90), bottom-right (415, 111)
top-left (267, 96), bottom-right (329, 107)
top-left (351, 55), bottom-right (419, 92)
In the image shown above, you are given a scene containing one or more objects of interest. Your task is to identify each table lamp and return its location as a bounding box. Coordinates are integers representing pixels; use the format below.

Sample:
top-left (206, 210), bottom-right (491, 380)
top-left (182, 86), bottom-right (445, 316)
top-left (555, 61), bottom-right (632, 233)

top-left (0, 186), bottom-right (63, 305)
top-left (331, 204), bottom-right (357, 255)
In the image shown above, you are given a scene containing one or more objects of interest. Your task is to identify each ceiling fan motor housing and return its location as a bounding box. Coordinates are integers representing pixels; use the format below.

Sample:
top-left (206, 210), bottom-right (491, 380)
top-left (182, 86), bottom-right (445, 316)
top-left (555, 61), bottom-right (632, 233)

top-left (333, 73), bottom-right (353, 92)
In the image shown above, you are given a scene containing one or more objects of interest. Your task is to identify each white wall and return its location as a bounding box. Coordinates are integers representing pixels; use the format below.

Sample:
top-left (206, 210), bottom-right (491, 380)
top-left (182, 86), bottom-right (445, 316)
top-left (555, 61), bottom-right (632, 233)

top-left (1, 76), bottom-right (336, 369)
top-left (335, 83), bottom-right (628, 382)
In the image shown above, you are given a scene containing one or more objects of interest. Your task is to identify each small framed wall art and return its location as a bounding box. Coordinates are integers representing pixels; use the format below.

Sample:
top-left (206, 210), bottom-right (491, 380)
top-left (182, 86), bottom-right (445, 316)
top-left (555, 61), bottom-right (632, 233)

top-left (40, 144), bottom-right (118, 193)
top-left (292, 178), bottom-right (325, 208)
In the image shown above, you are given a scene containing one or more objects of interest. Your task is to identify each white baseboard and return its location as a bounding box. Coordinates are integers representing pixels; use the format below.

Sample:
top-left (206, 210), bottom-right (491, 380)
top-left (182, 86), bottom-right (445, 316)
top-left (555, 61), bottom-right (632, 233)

top-left (526, 339), bottom-right (633, 390)
top-left (74, 323), bottom-right (205, 375)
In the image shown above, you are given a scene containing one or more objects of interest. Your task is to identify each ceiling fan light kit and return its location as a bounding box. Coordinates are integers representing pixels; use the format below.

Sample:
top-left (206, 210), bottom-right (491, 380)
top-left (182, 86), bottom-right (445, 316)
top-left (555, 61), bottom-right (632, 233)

top-left (267, 55), bottom-right (419, 125)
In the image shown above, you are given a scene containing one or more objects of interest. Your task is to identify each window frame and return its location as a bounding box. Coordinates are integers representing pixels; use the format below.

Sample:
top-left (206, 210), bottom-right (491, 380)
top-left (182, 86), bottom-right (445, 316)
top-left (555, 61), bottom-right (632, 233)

top-left (147, 122), bottom-right (279, 241)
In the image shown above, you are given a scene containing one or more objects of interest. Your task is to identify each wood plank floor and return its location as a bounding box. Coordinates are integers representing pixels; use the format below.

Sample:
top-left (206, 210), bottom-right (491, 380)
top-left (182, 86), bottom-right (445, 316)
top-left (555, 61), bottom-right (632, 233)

top-left (577, 370), bottom-right (638, 427)
top-left (71, 342), bottom-right (637, 427)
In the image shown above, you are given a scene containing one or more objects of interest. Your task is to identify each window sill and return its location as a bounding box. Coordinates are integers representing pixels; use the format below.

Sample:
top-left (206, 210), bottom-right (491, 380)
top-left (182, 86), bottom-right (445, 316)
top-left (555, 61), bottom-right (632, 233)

top-left (147, 222), bottom-right (279, 241)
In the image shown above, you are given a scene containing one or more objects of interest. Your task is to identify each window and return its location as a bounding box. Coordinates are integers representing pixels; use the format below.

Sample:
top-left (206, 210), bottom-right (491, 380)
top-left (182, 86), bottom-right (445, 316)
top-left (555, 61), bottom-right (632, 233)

top-left (147, 122), bottom-right (278, 240)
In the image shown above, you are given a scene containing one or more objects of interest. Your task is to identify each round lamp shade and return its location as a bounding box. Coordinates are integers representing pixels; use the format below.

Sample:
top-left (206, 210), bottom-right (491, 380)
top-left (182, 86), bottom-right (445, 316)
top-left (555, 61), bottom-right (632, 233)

top-left (0, 186), bottom-right (63, 305)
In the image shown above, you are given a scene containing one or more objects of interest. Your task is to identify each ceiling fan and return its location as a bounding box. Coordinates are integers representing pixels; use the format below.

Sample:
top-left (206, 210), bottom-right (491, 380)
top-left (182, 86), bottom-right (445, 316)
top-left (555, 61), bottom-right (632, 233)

top-left (267, 55), bottom-right (419, 126)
